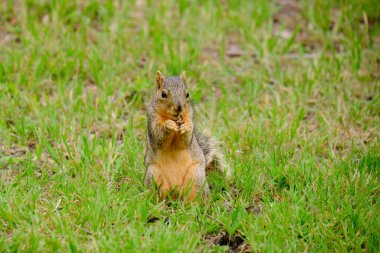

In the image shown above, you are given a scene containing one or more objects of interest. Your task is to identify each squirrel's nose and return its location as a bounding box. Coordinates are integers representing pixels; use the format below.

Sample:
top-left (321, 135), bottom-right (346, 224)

top-left (175, 104), bottom-right (182, 113)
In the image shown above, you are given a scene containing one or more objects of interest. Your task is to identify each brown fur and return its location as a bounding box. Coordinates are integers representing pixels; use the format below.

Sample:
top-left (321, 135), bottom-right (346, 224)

top-left (144, 71), bottom-right (230, 202)
top-left (152, 149), bottom-right (200, 201)
top-left (150, 108), bottom-right (199, 201)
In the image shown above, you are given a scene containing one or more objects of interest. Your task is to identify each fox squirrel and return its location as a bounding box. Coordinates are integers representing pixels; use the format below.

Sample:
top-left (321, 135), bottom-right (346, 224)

top-left (144, 71), bottom-right (230, 202)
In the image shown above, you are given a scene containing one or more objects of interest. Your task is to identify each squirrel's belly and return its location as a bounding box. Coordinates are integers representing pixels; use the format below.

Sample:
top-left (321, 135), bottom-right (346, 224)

top-left (154, 149), bottom-right (197, 188)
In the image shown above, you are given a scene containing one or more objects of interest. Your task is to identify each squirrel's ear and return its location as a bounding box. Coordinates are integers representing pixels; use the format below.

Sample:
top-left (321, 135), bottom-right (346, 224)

top-left (180, 71), bottom-right (186, 83)
top-left (156, 71), bottom-right (165, 89)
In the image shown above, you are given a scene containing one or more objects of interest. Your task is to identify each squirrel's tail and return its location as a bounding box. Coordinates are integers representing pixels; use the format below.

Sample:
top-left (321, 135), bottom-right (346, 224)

top-left (195, 131), bottom-right (231, 179)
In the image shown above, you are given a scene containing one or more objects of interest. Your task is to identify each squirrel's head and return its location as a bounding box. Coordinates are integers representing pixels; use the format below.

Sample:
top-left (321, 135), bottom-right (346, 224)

top-left (154, 71), bottom-right (191, 120)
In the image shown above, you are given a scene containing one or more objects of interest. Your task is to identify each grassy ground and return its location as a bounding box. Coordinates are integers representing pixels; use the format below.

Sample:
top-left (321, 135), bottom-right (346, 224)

top-left (1, 0), bottom-right (379, 252)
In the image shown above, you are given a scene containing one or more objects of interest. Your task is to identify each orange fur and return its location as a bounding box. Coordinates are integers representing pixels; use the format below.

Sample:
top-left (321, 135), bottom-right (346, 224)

top-left (146, 72), bottom-right (229, 202)
top-left (151, 109), bottom-right (200, 201)
top-left (152, 149), bottom-right (200, 201)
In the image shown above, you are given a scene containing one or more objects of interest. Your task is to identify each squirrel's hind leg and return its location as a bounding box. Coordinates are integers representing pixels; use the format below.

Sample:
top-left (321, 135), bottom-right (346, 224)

top-left (181, 165), bottom-right (209, 202)
top-left (144, 165), bottom-right (154, 187)
top-left (145, 165), bottom-right (170, 201)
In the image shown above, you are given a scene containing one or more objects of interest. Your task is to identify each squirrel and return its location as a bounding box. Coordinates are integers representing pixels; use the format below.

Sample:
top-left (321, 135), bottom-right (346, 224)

top-left (144, 71), bottom-right (230, 202)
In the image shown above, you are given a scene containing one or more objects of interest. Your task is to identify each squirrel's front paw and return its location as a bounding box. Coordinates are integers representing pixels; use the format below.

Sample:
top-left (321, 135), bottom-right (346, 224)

top-left (164, 120), bottom-right (179, 132)
top-left (179, 123), bottom-right (192, 134)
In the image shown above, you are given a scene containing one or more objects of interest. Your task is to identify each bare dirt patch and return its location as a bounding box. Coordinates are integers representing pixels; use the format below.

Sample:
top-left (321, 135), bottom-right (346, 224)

top-left (204, 231), bottom-right (251, 253)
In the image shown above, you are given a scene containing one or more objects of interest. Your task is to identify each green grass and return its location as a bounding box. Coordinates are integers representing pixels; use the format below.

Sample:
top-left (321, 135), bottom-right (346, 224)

top-left (1, 0), bottom-right (379, 252)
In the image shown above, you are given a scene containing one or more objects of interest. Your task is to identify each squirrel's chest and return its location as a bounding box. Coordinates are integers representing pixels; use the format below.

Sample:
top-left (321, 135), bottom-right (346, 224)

top-left (154, 149), bottom-right (196, 186)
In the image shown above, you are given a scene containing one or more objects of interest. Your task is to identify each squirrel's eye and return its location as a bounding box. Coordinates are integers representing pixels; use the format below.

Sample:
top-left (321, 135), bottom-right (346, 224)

top-left (186, 92), bottom-right (189, 98)
top-left (161, 91), bottom-right (167, 98)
